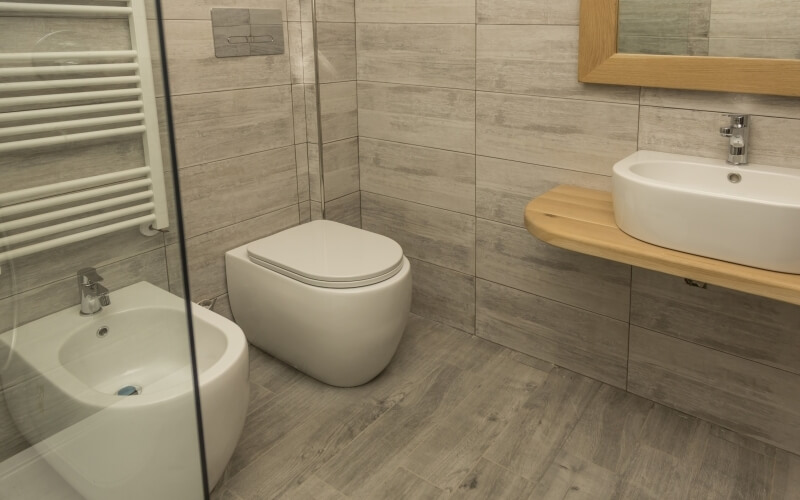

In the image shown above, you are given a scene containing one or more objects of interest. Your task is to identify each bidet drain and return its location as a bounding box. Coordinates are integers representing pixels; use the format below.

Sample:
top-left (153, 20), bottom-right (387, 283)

top-left (117, 385), bottom-right (142, 396)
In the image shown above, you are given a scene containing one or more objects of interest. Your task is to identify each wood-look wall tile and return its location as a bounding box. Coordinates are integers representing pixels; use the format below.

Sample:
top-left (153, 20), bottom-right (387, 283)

top-left (358, 82), bottom-right (475, 153)
top-left (640, 89), bottom-right (800, 120)
top-left (184, 206), bottom-right (299, 301)
top-left (476, 279), bottom-right (629, 388)
top-left (166, 243), bottom-right (185, 297)
top-left (477, 25), bottom-right (639, 103)
top-left (306, 82), bottom-right (358, 143)
top-left (161, 0), bottom-right (286, 20)
top-left (630, 268), bottom-right (800, 375)
top-left (628, 327), bottom-right (800, 455)
top-left (171, 86), bottom-right (294, 168)
top-left (316, 0), bottom-right (355, 22)
top-left (639, 106), bottom-right (800, 169)
top-left (0, 17), bottom-right (130, 52)
top-left (299, 201), bottom-right (311, 223)
top-left (291, 84), bottom-right (307, 144)
top-left (0, 249), bottom-right (169, 332)
top-left (361, 193), bottom-right (476, 274)
top-left (355, 0), bottom-right (476, 23)
top-left (309, 138), bottom-right (359, 201)
top-left (317, 22), bottom-right (356, 83)
top-left (409, 258), bottom-right (476, 334)
top-left (476, 219), bottom-right (631, 321)
top-left (477, 92), bottom-right (638, 174)
top-left (531, 450), bottom-right (620, 499)
top-left (772, 450), bottom-right (800, 500)
top-left (477, 0), bottom-right (579, 25)
top-left (288, 22), bottom-right (305, 84)
top-left (315, 192), bottom-right (362, 228)
top-left (179, 146), bottom-right (298, 238)
top-left (476, 156), bottom-right (611, 227)
top-left (163, 20), bottom-right (290, 95)
top-left (296, 143), bottom-right (310, 202)
top-left (357, 23), bottom-right (475, 89)
top-left (360, 138), bottom-right (476, 215)
top-left (301, 22), bottom-right (316, 84)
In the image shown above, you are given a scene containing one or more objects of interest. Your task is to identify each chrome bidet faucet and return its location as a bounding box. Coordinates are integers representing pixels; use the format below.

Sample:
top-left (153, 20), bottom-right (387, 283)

top-left (78, 267), bottom-right (110, 316)
top-left (719, 114), bottom-right (750, 165)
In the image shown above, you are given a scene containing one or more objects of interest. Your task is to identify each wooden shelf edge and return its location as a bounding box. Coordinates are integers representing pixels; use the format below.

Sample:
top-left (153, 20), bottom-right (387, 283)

top-left (525, 186), bottom-right (800, 307)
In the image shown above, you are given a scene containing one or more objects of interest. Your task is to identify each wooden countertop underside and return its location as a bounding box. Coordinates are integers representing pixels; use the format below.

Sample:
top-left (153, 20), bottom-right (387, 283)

top-left (525, 185), bottom-right (800, 306)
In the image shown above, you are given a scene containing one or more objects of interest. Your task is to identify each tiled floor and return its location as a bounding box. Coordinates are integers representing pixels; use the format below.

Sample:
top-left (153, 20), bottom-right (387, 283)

top-left (212, 314), bottom-right (800, 500)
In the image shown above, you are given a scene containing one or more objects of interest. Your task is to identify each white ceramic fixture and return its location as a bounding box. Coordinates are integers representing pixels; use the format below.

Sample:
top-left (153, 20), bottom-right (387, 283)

top-left (226, 220), bottom-right (412, 387)
top-left (0, 282), bottom-right (249, 499)
top-left (613, 150), bottom-right (800, 273)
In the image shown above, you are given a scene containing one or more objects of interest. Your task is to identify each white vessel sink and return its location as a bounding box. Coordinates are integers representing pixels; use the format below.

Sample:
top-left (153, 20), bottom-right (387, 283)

top-left (612, 151), bottom-right (800, 274)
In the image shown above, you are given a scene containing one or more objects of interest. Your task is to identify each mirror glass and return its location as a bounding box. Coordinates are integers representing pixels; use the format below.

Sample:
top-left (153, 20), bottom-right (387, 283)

top-left (617, 0), bottom-right (800, 59)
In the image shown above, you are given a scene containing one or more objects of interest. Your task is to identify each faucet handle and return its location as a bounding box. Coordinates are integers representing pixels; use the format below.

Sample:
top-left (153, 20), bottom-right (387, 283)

top-left (77, 267), bottom-right (103, 285)
top-left (720, 126), bottom-right (733, 137)
top-left (724, 114), bottom-right (749, 128)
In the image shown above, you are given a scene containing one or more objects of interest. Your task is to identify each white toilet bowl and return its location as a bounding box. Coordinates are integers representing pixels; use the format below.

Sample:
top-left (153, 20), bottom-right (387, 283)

top-left (225, 220), bottom-right (412, 387)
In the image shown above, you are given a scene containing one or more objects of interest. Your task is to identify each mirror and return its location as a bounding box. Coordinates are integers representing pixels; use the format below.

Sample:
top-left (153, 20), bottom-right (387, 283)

top-left (578, 0), bottom-right (800, 96)
top-left (617, 0), bottom-right (800, 59)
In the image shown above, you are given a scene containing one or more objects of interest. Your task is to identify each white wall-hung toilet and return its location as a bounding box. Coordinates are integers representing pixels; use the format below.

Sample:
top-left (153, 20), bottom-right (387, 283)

top-left (225, 220), bottom-right (412, 387)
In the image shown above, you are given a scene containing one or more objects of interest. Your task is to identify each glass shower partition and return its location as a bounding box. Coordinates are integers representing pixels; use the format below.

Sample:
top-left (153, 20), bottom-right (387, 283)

top-left (0, 1), bottom-right (207, 499)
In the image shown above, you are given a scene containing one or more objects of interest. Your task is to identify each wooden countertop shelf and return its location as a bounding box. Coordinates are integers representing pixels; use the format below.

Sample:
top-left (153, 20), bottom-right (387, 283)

top-left (525, 185), bottom-right (800, 306)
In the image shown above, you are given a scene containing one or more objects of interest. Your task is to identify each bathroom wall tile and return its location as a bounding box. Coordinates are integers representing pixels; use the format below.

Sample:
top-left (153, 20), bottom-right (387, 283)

top-left (708, 37), bottom-right (800, 60)
top-left (288, 22), bottom-right (305, 84)
top-left (161, 0), bottom-right (286, 21)
top-left (0, 17), bottom-right (130, 53)
top-left (360, 138), bottom-right (476, 215)
top-left (178, 146), bottom-right (299, 238)
top-left (211, 293), bottom-right (234, 321)
top-left (476, 156), bottom-right (611, 228)
top-left (163, 20), bottom-right (291, 95)
top-left (476, 219), bottom-right (631, 321)
top-left (408, 258), bottom-right (476, 334)
top-left (310, 193), bottom-right (362, 228)
top-left (628, 327), bottom-right (800, 455)
top-left (296, 143), bottom-right (311, 202)
top-left (639, 106), bottom-right (800, 169)
top-left (640, 88), bottom-right (800, 120)
top-left (358, 82), bottom-right (476, 154)
top-left (0, 393), bottom-right (27, 463)
top-left (361, 193), bottom-right (476, 274)
top-left (317, 22), bottom-right (357, 83)
top-left (299, 201), bottom-right (311, 223)
top-left (171, 86), bottom-right (294, 168)
top-left (166, 243), bottom-right (185, 297)
top-left (477, 92), bottom-right (639, 175)
top-left (301, 22), bottom-right (316, 84)
top-left (357, 24), bottom-right (475, 89)
top-left (0, 249), bottom-right (170, 332)
top-left (306, 82), bottom-right (359, 143)
top-left (355, 0), bottom-right (475, 23)
top-left (630, 268), bottom-right (800, 376)
top-left (476, 279), bottom-right (629, 388)
top-left (292, 84), bottom-right (307, 144)
top-left (477, 0), bottom-right (579, 25)
top-left (476, 25), bottom-right (639, 103)
top-left (309, 138), bottom-right (360, 201)
top-left (183, 206), bottom-right (299, 301)
top-left (709, 0), bottom-right (799, 39)
top-left (317, 0), bottom-right (355, 22)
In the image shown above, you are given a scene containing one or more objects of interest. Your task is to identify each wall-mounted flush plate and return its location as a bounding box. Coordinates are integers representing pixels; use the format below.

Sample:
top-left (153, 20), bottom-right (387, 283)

top-left (211, 8), bottom-right (284, 58)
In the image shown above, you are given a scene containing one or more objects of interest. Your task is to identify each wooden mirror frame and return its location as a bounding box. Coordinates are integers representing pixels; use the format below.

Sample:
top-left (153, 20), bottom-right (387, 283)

top-left (578, 0), bottom-right (800, 97)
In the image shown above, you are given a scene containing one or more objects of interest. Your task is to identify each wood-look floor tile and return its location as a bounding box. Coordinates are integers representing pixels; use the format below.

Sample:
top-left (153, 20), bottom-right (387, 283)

top-left (276, 474), bottom-right (347, 500)
top-left (454, 458), bottom-right (538, 499)
top-left (360, 468), bottom-right (444, 500)
top-left (771, 451), bottom-right (800, 500)
top-left (531, 450), bottom-right (620, 500)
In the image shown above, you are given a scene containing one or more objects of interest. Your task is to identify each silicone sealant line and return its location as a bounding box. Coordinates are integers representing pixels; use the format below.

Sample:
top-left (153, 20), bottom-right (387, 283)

top-left (310, 0), bottom-right (326, 220)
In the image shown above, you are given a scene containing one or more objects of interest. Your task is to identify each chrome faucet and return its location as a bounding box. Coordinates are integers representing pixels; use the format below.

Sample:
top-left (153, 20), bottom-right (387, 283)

top-left (77, 267), bottom-right (110, 316)
top-left (719, 114), bottom-right (750, 165)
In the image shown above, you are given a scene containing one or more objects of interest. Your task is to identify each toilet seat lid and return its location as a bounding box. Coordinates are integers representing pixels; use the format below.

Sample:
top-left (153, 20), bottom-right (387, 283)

top-left (247, 220), bottom-right (404, 287)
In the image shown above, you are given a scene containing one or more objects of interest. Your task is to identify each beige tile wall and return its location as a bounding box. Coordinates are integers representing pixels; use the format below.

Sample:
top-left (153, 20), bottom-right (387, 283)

top-left (354, 0), bottom-right (800, 451)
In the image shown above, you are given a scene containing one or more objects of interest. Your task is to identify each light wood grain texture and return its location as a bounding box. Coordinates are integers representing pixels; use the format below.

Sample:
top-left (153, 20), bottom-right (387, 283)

top-left (409, 258), bottom-right (476, 334)
top-left (525, 185), bottom-right (800, 306)
top-left (292, 84), bottom-right (307, 143)
top-left (360, 138), bottom-right (476, 215)
top-left (476, 279), bottom-right (629, 388)
top-left (455, 458), bottom-right (537, 499)
top-left (296, 143), bottom-right (310, 202)
top-left (183, 206), bottom-right (299, 301)
top-left (306, 82), bottom-right (358, 143)
top-left (179, 146), bottom-right (298, 238)
top-left (477, 25), bottom-right (638, 103)
top-left (578, 0), bottom-right (800, 96)
top-left (631, 268), bottom-right (800, 375)
top-left (160, 0), bottom-right (285, 20)
top-left (316, 22), bottom-right (356, 83)
top-left (358, 82), bottom-right (476, 154)
top-left (162, 20), bottom-right (290, 95)
top-left (476, 156), bottom-right (611, 228)
top-left (356, 0), bottom-right (475, 23)
top-left (477, 0), bottom-right (579, 25)
top-left (629, 326), bottom-right (800, 455)
top-left (362, 193), bottom-right (476, 274)
top-left (288, 22), bottom-right (305, 84)
top-left (532, 450), bottom-right (620, 500)
top-left (309, 138), bottom-right (359, 201)
top-left (477, 219), bottom-right (631, 321)
top-left (172, 86), bottom-right (294, 168)
top-left (316, 0), bottom-right (354, 22)
top-left (357, 24), bottom-right (475, 89)
top-left (476, 92), bottom-right (638, 174)
top-left (313, 192), bottom-right (362, 228)
top-left (772, 450), bottom-right (800, 500)
top-left (639, 88), bottom-right (800, 121)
